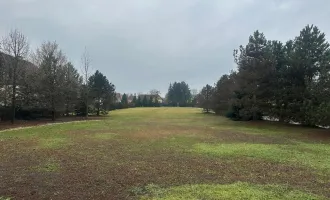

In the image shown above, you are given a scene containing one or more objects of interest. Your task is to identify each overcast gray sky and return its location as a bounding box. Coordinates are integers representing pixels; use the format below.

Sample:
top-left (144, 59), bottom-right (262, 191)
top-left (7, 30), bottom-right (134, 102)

top-left (1, 0), bottom-right (329, 95)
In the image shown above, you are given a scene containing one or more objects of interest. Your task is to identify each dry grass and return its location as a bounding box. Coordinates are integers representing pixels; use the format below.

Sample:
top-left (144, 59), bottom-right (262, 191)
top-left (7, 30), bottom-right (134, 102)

top-left (0, 107), bottom-right (329, 199)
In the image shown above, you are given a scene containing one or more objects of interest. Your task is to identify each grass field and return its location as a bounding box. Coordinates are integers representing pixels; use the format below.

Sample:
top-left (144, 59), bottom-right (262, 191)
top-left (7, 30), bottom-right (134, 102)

top-left (1, 108), bottom-right (330, 199)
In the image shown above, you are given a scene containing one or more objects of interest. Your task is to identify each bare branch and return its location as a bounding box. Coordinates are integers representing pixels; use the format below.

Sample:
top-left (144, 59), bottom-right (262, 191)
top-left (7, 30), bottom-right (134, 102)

top-left (81, 47), bottom-right (92, 118)
top-left (0, 29), bottom-right (29, 123)
top-left (81, 47), bottom-right (91, 85)
top-left (0, 29), bottom-right (29, 59)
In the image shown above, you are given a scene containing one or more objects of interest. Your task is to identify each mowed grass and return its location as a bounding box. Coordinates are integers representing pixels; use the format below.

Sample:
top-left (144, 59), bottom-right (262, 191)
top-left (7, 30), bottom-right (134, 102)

top-left (0, 107), bottom-right (330, 199)
top-left (136, 182), bottom-right (321, 200)
top-left (193, 143), bottom-right (330, 173)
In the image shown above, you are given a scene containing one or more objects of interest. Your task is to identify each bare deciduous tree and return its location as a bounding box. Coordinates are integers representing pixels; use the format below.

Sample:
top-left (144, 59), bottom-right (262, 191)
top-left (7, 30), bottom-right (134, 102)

top-left (0, 29), bottom-right (29, 123)
top-left (81, 47), bottom-right (91, 119)
top-left (149, 89), bottom-right (160, 96)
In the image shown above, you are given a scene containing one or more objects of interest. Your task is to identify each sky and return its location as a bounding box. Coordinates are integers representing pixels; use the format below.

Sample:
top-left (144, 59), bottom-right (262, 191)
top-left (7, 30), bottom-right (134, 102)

top-left (1, 0), bottom-right (330, 96)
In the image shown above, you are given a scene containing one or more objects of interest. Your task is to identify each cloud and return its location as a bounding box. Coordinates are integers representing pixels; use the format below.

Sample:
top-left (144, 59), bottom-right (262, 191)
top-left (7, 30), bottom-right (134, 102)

top-left (1, 0), bottom-right (330, 95)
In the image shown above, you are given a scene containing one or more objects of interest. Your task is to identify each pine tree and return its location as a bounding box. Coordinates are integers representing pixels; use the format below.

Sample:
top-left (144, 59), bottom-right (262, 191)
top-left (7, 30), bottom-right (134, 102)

top-left (137, 96), bottom-right (142, 107)
top-left (198, 84), bottom-right (213, 113)
top-left (132, 95), bottom-right (137, 107)
top-left (121, 93), bottom-right (128, 108)
top-left (212, 73), bottom-right (237, 115)
top-left (142, 95), bottom-right (148, 107)
top-left (231, 30), bottom-right (274, 120)
top-left (63, 62), bottom-right (82, 116)
top-left (89, 70), bottom-right (116, 115)
top-left (166, 81), bottom-right (192, 106)
top-left (289, 25), bottom-right (330, 126)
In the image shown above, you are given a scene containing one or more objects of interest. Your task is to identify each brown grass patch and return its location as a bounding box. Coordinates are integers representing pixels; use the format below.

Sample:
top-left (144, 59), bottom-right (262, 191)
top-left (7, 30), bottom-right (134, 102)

top-left (0, 138), bottom-right (329, 199)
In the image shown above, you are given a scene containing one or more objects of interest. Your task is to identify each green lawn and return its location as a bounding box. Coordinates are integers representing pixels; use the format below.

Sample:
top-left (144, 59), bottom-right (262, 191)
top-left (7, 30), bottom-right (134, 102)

top-left (0, 108), bottom-right (329, 199)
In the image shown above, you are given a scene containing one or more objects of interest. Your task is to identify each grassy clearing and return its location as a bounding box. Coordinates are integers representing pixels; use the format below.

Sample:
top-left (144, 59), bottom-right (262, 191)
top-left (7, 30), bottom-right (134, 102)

top-left (0, 107), bottom-right (330, 199)
top-left (193, 143), bottom-right (330, 173)
top-left (136, 182), bottom-right (323, 200)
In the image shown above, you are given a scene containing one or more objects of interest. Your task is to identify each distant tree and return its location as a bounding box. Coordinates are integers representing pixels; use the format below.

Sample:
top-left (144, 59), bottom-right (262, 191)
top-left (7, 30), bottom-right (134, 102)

top-left (132, 95), bottom-right (137, 107)
top-left (212, 73), bottom-right (237, 115)
top-left (149, 96), bottom-right (154, 107)
top-left (81, 47), bottom-right (91, 118)
top-left (142, 95), bottom-right (148, 107)
top-left (191, 89), bottom-right (198, 97)
top-left (136, 96), bottom-right (142, 107)
top-left (191, 88), bottom-right (198, 107)
top-left (149, 89), bottom-right (160, 96)
top-left (166, 81), bottom-right (191, 106)
top-left (198, 84), bottom-right (213, 113)
top-left (154, 97), bottom-right (160, 107)
top-left (121, 93), bottom-right (128, 108)
top-left (89, 70), bottom-right (115, 115)
top-left (0, 29), bottom-right (29, 123)
top-left (101, 83), bottom-right (116, 112)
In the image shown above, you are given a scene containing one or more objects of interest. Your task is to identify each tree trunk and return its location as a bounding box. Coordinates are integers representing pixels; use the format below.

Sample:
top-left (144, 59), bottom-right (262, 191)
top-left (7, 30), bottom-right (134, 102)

top-left (52, 97), bottom-right (55, 121)
top-left (11, 63), bottom-right (17, 124)
top-left (85, 87), bottom-right (88, 119)
top-left (51, 110), bottom-right (55, 121)
top-left (97, 105), bottom-right (100, 116)
top-left (65, 102), bottom-right (69, 117)
top-left (85, 99), bottom-right (88, 119)
top-left (252, 94), bottom-right (258, 120)
top-left (279, 111), bottom-right (285, 123)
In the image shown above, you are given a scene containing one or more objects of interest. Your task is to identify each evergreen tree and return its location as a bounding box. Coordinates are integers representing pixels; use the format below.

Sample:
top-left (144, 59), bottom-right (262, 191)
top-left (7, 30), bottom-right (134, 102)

top-left (63, 62), bottom-right (82, 116)
top-left (121, 93), bottom-right (128, 108)
top-left (166, 81), bottom-right (192, 106)
top-left (132, 95), bottom-right (137, 107)
top-left (137, 96), bottom-right (142, 107)
top-left (231, 30), bottom-right (274, 120)
top-left (198, 84), bottom-right (213, 113)
top-left (212, 73), bottom-right (237, 115)
top-left (89, 70), bottom-right (116, 115)
top-left (211, 24), bottom-right (330, 127)
top-left (288, 25), bottom-right (330, 126)
top-left (142, 95), bottom-right (148, 107)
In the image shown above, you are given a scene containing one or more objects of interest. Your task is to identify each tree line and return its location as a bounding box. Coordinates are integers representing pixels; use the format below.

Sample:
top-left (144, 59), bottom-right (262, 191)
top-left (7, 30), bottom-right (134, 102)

top-left (116, 90), bottom-right (162, 109)
top-left (115, 82), bottom-right (196, 109)
top-left (4, 25), bottom-right (328, 127)
top-left (197, 24), bottom-right (330, 127)
top-left (0, 30), bottom-right (116, 123)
